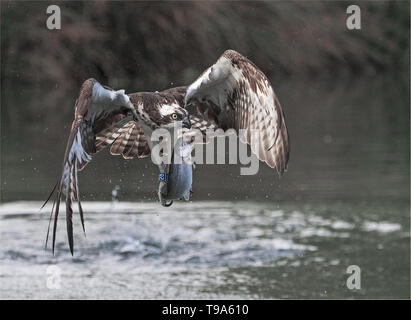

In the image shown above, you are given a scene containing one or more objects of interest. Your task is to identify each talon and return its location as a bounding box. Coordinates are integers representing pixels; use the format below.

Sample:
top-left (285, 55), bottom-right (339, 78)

top-left (162, 200), bottom-right (173, 207)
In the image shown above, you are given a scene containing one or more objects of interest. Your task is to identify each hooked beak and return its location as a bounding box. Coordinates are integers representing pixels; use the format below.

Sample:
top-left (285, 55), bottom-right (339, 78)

top-left (182, 117), bottom-right (191, 129)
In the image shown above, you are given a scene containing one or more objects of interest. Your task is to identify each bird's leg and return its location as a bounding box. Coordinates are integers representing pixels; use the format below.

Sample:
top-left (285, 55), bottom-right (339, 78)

top-left (158, 163), bottom-right (172, 207)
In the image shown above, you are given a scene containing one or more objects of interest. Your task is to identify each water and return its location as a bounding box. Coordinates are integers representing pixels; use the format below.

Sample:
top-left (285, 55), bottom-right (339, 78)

top-left (2, 77), bottom-right (409, 203)
top-left (0, 200), bottom-right (408, 299)
top-left (0, 76), bottom-right (409, 299)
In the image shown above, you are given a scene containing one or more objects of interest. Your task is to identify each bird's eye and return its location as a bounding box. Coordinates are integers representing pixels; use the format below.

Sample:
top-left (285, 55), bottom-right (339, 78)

top-left (171, 113), bottom-right (178, 120)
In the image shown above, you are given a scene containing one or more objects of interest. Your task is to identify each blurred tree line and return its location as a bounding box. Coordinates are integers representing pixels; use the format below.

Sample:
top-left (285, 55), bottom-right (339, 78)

top-left (0, 0), bottom-right (409, 127)
top-left (2, 1), bottom-right (409, 88)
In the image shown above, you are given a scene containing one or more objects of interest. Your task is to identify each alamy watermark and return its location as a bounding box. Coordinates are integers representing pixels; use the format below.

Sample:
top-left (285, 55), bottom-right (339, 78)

top-left (46, 265), bottom-right (61, 290)
top-left (47, 4), bottom-right (361, 31)
top-left (346, 5), bottom-right (361, 30)
top-left (150, 126), bottom-right (260, 175)
top-left (346, 265), bottom-right (361, 290)
top-left (46, 5), bottom-right (61, 30)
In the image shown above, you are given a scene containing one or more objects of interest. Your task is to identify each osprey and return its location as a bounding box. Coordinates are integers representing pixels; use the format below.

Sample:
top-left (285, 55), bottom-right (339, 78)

top-left (44, 50), bottom-right (290, 254)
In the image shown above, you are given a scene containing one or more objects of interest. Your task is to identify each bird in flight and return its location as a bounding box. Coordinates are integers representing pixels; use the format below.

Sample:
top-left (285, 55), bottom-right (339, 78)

top-left (44, 50), bottom-right (290, 254)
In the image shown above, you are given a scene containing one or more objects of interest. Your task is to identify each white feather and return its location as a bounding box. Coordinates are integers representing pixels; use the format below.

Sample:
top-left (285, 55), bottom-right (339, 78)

top-left (92, 82), bottom-right (116, 103)
top-left (68, 129), bottom-right (92, 165)
top-left (91, 82), bottom-right (131, 121)
top-left (159, 103), bottom-right (180, 116)
top-left (185, 56), bottom-right (241, 110)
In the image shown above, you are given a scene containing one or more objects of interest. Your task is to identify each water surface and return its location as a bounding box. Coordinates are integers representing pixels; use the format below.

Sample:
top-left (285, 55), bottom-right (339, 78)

top-left (0, 200), bottom-right (409, 299)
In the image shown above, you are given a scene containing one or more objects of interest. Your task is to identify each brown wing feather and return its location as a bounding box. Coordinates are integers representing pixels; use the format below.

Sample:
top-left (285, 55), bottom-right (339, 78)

top-left (49, 79), bottom-right (94, 255)
top-left (95, 119), bottom-right (150, 159)
top-left (185, 116), bottom-right (217, 144)
top-left (46, 78), bottom-right (135, 255)
top-left (185, 49), bottom-right (290, 175)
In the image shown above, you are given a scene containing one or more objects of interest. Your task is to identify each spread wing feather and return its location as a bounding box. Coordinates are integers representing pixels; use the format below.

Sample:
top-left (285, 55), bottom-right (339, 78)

top-left (96, 120), bottom-right (150, 159)
top-left (45, 78), bottom-right (138, 255)
top-left (185, 116), bottom-right (217, 144)
top-left (185, 49), bottom-right (290, 174)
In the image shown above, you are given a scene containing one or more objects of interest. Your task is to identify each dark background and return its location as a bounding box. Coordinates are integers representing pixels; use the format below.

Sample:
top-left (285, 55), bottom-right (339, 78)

top-left (1, 0), bottom-right (409, 203)
top-left (0, 0), bottom-right (410, 300)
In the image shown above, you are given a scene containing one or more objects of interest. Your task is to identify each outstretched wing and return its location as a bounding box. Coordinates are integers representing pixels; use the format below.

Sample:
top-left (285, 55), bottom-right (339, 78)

top-left (45, 78), bottom-right (139, 255)
top-left (185, 49), bottom-right (290, 174)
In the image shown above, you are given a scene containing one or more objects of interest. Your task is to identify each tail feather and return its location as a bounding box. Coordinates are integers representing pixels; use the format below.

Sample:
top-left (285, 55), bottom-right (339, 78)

top-left (43, 180), bottom-right (58, 250)
top-left (52, 189), bottom-right (62, 255)
top-left (50, 162), bottom-right (69, 254)
top-left (65, 164), bottom-right (75, 255)
top-left (41, 182), bottom-right (57, 210)
top-left (42, 121), bottom-right (94, 255)
top-left (45, 154), bottom-right (87, 255)
top-left (75, 161), bottom-right (86, 235)
top-left (45, 196), bottom-right (57, 250)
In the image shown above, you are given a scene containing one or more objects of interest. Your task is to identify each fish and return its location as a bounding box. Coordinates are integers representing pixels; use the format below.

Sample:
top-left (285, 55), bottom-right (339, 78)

top-left (158, 140), bottom-right (193, 206)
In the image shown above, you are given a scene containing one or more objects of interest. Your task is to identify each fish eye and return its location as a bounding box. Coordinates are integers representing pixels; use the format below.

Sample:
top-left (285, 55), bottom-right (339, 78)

top-left (171, 113), bottom-right (178, 120)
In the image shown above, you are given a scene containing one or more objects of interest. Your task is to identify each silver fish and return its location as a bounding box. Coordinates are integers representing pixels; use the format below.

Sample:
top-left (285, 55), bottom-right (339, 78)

top-left (158, 141), bottom-right (193, 206)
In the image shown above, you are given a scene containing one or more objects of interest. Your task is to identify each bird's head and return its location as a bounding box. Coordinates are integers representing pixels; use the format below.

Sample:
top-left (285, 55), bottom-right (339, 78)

top-left (156, 103), bottom-right (191, 129)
